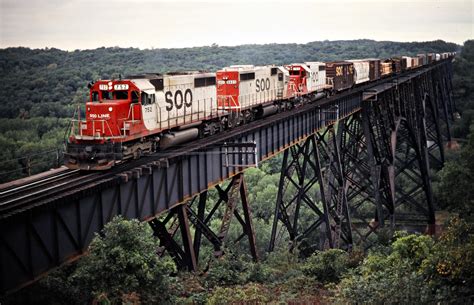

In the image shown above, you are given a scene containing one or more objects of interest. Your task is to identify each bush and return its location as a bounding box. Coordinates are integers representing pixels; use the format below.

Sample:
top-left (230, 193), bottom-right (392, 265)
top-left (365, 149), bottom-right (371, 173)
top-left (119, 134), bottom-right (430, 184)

top-left (206, 283), bottom-right (271, 305)
top-left (420, 217), bottom-right (474, 303)
top-left (72, 216), bottom-right (176, 304)
top-left (337, 222), bottom-right (474, 304)
top-left (202, 252), bottom-right (251, 288)
top-left (302, 249), bottom-right (351, 284)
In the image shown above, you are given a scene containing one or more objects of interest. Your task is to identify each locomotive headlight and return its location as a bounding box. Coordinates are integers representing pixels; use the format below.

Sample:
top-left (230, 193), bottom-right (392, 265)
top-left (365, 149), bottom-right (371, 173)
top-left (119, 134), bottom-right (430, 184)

top-left (108, 107), bottom-right (113, 112)
top-left (87, 107), bottom-right (90, 111)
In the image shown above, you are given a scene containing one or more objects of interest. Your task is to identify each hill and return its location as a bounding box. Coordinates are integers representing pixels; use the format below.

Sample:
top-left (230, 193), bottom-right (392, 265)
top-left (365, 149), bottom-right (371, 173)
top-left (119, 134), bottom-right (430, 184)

top-left (0, 39), bottom-right (459, 119)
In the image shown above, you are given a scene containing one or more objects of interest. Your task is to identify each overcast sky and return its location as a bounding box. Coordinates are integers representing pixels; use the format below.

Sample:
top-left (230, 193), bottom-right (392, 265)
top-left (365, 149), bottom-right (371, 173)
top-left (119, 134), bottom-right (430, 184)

top-left (0, 0), bottom-right (472, 50)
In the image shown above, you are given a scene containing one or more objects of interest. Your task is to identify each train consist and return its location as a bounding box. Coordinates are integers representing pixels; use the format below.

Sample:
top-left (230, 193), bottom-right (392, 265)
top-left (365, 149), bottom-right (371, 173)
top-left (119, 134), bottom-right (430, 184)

top-left (64, 52), bottom-right (456, 170)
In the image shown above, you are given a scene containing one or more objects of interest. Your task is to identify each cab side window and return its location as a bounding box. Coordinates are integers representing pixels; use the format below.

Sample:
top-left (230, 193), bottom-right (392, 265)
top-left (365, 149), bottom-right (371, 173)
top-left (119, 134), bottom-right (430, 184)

top-left (92, 91), bottom-right (99, 102)
top-left (141, 92), bottom-right (155, 105)
top-left (131, 91), bottom-right (139, 103)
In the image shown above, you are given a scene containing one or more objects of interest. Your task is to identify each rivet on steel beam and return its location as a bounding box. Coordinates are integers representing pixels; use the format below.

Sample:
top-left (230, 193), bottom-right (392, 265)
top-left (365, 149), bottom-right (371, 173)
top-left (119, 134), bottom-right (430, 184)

top-left (117, 172), bottom-right (130, 183)
top-left (132, 168), bottom-right (142, 179)
top-left (141, 166), bottom-right (152, 175)
top-left (159, 158), bottom-right (169, 168)
top-left (151, 161), bottom-right (161, 168)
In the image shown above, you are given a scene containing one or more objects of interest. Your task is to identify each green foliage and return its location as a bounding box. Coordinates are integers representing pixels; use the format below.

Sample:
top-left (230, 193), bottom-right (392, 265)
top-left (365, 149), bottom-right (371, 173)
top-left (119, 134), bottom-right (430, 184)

top-left (338, 219), bottom-right (474, 304)
top-left (420, 217), bottom-right (474, 303)
top-left (435, 123), bottom-right (474, 217)
top-left (302, 249), bottom-right (351, 284)
top-left (206, 283), bottom-right (271, 305)
top-left (338, 236), bottom-right (435, 304)
top-left (261, 248), bottom-right (303, 281)
top-left (202, 252), bottom-right (251, 288)
top-left (72, 216), bottom-right (176, 304)
top-left (391, 233), bottom-right (434, 266)
top-left (0, 117), bottom-right (69, 182)
top-left (452, 40), bottom-right (474, 138)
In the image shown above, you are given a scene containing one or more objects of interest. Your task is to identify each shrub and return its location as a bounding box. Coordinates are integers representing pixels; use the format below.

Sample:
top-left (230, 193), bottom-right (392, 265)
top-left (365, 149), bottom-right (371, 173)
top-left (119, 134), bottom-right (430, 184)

top-left (72, 216), bottom-right (176, 304)
top-left (302, 249), bottom-right (351, 284)
top-left (202, 252), bottom-right (251, 288)
top-left (206, 283), bottom-right (271, 305)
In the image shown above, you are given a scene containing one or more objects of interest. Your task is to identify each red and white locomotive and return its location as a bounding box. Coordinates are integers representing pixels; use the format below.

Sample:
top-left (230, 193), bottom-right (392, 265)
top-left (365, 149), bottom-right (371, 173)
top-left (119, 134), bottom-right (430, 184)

top-left (216, 65), bottom-right (289, 124)
top-left (65, 72), bottom-right (222, 169)
top-left (65, 52), bottom-right (456, 170)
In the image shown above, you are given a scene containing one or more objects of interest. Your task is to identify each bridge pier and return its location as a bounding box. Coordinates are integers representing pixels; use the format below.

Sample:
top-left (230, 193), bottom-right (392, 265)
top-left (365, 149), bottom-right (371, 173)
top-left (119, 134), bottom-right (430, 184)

top-left (268, 123), bottom-right (354, 254)
top-left (150, 173), bottom-right (258, 271)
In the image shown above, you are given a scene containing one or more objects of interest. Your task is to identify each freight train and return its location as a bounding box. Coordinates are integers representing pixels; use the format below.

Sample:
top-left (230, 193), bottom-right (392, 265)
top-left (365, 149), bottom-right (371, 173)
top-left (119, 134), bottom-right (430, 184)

top-left (64, 52), bottom-right (456, 170)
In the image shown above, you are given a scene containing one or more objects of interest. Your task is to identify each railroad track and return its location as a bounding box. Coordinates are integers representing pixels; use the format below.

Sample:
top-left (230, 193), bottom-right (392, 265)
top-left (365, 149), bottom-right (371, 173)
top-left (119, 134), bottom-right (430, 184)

top-left (0, 169), bottom-right (82, 204)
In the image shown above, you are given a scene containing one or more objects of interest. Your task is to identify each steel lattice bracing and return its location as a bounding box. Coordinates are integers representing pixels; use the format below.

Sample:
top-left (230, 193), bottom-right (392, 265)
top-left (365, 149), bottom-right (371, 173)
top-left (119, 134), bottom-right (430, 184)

top-left (149, 173), bottom-right (257, 271)
top-left (268, 63), bottom-right (455, 251)
top-left (0, 60), bottom-right (455, 294)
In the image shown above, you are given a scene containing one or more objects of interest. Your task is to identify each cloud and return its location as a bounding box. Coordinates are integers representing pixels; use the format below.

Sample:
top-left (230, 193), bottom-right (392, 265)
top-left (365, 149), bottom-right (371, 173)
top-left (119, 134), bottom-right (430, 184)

top-left (0, 0), bottom-right (472, 49)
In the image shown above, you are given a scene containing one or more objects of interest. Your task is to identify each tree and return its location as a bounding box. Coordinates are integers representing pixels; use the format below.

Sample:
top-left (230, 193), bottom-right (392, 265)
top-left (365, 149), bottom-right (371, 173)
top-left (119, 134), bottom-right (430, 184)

top-left (72, 216), bottom-right (176, 304)
top-left (435, 123), bottom-right (474, 217)
top-left (338, 234), bottom-right (435, 304)
top-left (421, 217), bottom-right (474, 303)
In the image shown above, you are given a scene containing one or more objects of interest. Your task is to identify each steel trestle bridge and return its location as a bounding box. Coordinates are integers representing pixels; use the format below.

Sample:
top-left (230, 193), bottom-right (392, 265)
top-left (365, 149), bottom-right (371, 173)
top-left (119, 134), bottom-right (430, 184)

top-left (0, 59), bottom-right (455, 294)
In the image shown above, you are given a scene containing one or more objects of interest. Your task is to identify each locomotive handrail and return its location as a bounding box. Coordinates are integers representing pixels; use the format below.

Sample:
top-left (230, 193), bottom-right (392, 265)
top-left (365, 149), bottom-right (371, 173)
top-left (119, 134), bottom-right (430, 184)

top-left (71, 119), bottom-right (126, 140)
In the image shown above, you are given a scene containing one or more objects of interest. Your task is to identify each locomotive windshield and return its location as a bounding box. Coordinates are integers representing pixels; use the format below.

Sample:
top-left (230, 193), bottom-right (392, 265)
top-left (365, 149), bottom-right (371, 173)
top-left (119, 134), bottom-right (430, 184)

top-left (91, 90), bottom-right (130, 102)
top-left (101, 90), bottom-right (129, 100)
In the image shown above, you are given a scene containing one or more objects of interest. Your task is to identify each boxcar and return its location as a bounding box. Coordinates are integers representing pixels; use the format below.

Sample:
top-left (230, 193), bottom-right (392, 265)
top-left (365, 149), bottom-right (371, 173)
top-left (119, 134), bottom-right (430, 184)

top-left (347, 60), bottom-right (370, 84)
top-left (367, 59), bottom-right (381, 81)
top-left (386, 58), bottom-right (401, 74)
top-left (380, 61), bottom-right (393, 77)
top-left (417, 54), bottom-right (427, 66)
top-left (427, 53), bottom-right (434, 64)
top-left (402, 56), bottom-right (413, 69)
top-left (325, 61), bottom-right (355, 92)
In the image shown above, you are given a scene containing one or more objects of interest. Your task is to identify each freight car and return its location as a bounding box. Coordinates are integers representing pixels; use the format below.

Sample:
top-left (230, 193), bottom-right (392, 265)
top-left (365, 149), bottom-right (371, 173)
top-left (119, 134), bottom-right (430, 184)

top-left (347, 60), bottom-right (370, 84)
top-left (325, 61), bottom-right (355, 92)
top-left (380, 60), bottom-right (393, 77)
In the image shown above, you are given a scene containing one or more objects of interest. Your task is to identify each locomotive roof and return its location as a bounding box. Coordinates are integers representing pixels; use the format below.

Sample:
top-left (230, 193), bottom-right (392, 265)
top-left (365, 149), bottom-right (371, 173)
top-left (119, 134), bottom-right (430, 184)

top-left (131, 79), bottom-right (156, 92)
top-left (125, 73), bottom-right (163, 79)
top-left (304, 61), bottom-right (325, 66)
top-left (220, 65), bottom-right (280, 73)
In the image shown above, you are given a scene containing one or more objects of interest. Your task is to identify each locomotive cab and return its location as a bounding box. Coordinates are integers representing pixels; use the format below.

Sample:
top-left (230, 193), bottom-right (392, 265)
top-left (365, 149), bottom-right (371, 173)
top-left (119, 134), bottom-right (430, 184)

top-left (286, 62), bottom-right (328, 96)
top-left (65, 79), bottom-right (159, 170)
top-left (286, 64), bottom-right (308, 95)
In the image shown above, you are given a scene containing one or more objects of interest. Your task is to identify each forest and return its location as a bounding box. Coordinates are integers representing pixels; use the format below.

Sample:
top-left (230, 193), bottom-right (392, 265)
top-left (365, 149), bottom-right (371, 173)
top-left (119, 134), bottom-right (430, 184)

top-left (0, 39), bottom-right (460, 182)
top-left (1, 39), bottom-right (473, 304)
